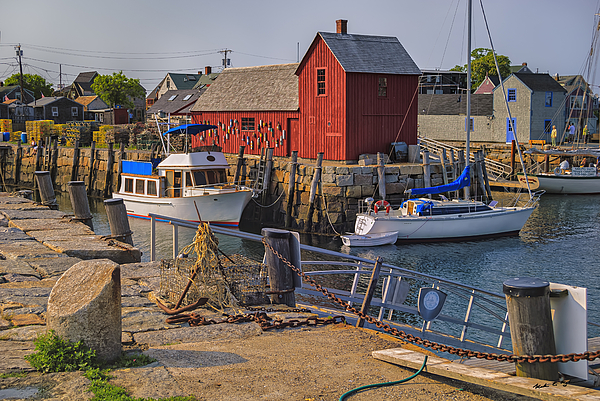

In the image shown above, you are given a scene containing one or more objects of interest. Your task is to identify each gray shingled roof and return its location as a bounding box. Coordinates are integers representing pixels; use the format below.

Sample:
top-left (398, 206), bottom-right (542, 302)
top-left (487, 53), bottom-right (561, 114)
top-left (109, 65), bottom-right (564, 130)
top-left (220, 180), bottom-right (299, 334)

top-left (147, 89), bottom-right (205, 114)
top-left (190, 64), bottom-right (299, 112)
top-left (418, 94), bottom-right (493, 116)
top-left (510, 73), bottom-right (567, 93)
top-left (317, 32), bottom-right (421, 75)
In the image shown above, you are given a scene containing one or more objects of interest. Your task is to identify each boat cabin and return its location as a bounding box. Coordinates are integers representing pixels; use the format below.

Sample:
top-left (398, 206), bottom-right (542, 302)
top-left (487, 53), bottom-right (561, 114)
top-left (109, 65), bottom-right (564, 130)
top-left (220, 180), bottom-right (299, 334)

top-left (118, 152), bottom-right (232, 199)
top-left (401, 199), bottom-right (492, 216)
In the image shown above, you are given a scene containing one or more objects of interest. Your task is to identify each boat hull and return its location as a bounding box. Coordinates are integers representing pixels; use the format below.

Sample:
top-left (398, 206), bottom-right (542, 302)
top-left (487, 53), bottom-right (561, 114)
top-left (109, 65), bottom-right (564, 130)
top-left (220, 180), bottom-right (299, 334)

top-left (113, 190), bottom-right (253, 227)
top-left (531, 174), bottom-right (600, 194)
top-left (354, 207), bottom-right (535, 242)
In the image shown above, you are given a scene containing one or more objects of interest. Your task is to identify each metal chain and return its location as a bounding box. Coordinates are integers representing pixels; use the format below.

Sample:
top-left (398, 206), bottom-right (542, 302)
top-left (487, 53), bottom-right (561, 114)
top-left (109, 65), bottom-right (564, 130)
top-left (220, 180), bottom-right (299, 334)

top-left (166, 310), bottom-right (346, 331)
top-left (262, 238), bottom-right (600, 364)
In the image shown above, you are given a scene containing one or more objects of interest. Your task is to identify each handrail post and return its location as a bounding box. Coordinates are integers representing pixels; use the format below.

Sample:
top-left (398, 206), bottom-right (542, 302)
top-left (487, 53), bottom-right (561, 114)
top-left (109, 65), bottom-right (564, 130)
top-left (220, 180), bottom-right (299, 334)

top-left (356, 257), bottom-right (383, 328)
top-left (172, 223), bottom-right (179, 259)
top-left (150, 215), bottom-right (156, 261)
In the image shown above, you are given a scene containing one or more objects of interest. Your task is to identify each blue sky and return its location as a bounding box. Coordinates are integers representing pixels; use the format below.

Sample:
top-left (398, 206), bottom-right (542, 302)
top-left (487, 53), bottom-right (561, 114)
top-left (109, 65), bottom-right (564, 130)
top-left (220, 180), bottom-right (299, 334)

top-left (1, 0), bottom-right (599, 93)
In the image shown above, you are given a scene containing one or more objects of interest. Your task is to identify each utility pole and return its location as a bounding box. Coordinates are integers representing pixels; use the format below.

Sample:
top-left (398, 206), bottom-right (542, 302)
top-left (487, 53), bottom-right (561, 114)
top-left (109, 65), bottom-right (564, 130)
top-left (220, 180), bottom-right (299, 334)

top-left (15, 44), bottom-right (25, 103)
top-left (219, 49), bottom-right (232, 69)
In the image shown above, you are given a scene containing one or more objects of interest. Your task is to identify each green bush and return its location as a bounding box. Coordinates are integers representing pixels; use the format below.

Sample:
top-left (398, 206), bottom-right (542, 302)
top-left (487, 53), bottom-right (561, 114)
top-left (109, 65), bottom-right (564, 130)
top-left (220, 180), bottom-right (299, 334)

top-left (24, 330), bottom-right (98, 373)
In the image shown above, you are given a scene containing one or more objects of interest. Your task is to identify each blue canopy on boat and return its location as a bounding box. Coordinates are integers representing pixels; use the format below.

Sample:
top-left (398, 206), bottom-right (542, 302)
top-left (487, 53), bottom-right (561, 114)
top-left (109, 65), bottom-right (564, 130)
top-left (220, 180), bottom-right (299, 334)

top-left (162, 124), bottom-right (217, 136)
top-left (408, 165), bottom-right (471, 196)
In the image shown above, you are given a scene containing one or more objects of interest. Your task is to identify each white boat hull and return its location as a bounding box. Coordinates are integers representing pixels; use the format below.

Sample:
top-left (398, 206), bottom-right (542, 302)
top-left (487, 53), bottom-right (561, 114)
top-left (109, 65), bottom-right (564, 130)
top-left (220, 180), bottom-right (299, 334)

top-left (354, 207), bottom-right (535, 242)
top-left (534, 174), bottom-right (600, 194)
top-left (113, 190), bottom-right (252, 227)
top-left (341, 231), bottom-right (398, 247)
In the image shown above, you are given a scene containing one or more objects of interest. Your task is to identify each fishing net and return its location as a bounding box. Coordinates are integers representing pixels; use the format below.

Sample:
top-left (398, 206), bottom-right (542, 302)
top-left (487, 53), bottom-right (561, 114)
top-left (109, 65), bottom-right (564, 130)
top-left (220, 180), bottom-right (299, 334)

top-left (160, 222), bottom-right (269, 312)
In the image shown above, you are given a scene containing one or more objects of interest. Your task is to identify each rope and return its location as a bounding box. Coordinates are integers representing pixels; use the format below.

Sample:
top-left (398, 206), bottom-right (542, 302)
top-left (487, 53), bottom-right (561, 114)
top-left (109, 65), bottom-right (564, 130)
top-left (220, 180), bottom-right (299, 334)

top-left (339, 355), bottom-right (428, 400)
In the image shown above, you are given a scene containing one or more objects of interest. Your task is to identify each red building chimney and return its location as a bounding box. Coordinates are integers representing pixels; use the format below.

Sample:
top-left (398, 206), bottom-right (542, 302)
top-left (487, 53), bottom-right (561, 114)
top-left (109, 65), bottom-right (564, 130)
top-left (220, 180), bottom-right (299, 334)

top-left (336, 19), bottom-right (348, 34)
top-left (205, 66), bottom-right (212, 75)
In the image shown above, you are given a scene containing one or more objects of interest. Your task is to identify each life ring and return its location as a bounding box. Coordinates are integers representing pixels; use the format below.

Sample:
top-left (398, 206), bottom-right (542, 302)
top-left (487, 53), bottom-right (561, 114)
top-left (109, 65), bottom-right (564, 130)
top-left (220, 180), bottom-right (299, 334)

top-left (374, 200), bottom-right (391, 214)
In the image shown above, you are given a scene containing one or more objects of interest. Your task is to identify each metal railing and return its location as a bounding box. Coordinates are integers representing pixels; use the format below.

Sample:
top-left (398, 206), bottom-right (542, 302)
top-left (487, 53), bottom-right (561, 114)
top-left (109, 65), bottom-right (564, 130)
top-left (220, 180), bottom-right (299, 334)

top-left (148, 213), bottom-right (518, 354)
top-left (419, 135), bottom-right (511, 180)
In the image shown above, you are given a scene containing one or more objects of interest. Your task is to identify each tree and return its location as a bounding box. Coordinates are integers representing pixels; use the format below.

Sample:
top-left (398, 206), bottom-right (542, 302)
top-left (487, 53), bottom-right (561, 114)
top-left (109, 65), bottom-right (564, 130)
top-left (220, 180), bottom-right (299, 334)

top-left (451, 48), bottom-right (511, 91)
top-left (4, 73), bottom-right (54, 98)
top-left (91, 71), bottom-right (145, 109)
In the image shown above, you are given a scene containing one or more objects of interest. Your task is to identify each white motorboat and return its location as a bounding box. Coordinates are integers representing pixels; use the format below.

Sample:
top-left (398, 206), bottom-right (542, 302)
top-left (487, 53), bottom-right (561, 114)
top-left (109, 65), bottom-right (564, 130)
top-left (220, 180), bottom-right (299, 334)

top-left (112, 125), bottom-right (253, 227)
top-left (341, 231), bottom-right (398, 247)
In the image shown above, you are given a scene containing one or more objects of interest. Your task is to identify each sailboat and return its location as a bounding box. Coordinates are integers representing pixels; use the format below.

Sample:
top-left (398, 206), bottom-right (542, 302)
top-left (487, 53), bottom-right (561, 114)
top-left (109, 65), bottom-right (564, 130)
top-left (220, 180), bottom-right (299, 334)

top-left (343, 0), bottom-right (541, 245)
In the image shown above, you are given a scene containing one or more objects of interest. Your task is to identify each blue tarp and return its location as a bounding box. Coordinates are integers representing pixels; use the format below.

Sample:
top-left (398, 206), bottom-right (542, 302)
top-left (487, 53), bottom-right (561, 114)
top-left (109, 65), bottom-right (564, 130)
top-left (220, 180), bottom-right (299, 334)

top-left (415, 201), bottom-right (434, 214)
top-left (122, 160), bottom-right (153, 176)
top-left (162, 124), bottom-right (217, 136)
top-left (408, 165), bottom-right (471, 196)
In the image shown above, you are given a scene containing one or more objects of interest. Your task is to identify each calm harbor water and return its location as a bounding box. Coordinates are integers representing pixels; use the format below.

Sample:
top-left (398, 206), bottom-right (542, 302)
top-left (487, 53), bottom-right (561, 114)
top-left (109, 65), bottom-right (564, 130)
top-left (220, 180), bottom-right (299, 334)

top-left (55, 190), bottom-right (600, 337)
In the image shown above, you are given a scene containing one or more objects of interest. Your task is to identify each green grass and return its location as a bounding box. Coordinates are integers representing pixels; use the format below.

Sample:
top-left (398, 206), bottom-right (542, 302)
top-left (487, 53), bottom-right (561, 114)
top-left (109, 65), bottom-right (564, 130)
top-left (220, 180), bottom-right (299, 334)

top-left (24, 331), bottom-right (194, 401)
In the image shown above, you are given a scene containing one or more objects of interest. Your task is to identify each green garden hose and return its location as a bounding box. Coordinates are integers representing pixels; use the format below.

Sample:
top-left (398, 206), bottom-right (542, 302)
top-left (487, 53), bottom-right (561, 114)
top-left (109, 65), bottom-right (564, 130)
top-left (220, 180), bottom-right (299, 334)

top-left (339, 355), bottom-right (428, 401)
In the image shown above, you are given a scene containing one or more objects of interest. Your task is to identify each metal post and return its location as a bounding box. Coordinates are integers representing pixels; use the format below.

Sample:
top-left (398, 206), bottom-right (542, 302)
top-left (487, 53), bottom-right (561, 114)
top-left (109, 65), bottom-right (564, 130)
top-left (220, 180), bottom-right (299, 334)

top-left (377, 152), bottom-right (386, 200)
top-left (356, 257), bottom-right (383, 328)
top-left (150, 215), bottom-right (156, 262)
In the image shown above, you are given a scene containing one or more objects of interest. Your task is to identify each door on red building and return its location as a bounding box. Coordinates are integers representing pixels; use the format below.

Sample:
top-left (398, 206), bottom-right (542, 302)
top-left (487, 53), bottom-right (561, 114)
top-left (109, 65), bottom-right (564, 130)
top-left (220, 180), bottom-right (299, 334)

top-left (287, 118), bottom-right (298, 156)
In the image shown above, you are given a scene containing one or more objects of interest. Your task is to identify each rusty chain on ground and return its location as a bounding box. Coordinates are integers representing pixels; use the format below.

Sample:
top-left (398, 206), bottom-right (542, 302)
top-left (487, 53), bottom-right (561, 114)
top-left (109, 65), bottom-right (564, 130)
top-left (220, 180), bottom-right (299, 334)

top-left (165, 310), bottom-right (345, 331)
top-left (262, 238), bottom-right (600, 364)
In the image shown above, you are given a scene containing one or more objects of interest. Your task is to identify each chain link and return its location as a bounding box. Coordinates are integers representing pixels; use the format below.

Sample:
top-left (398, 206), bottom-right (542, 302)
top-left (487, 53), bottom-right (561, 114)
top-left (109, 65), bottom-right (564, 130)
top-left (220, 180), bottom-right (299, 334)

top-left (262, 238), bottom-right (600, 364)
top-left (166, 310), bottom-right (345, 331)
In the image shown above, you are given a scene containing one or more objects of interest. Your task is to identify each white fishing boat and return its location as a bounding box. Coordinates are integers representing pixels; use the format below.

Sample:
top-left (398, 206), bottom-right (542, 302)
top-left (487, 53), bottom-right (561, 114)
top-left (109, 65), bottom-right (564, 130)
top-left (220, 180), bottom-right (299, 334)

top-left (341, 231), bottom-right (398, 247)
top-left (112, 124), bottom-right (253, 226)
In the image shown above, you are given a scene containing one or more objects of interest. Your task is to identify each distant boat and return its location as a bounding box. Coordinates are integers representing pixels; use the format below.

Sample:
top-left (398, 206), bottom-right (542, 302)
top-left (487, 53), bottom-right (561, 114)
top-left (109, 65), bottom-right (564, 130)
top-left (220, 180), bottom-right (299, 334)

top-left (520, 148), bottom-right (600, 194)
top-left (112, 124), bottom-right (253, 226)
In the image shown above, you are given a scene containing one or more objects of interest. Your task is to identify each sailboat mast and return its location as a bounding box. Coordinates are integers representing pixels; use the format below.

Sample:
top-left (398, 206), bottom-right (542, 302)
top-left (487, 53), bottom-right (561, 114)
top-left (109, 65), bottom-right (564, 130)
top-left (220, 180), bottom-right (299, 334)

top-left (465, 0), bottom-right (472, 200)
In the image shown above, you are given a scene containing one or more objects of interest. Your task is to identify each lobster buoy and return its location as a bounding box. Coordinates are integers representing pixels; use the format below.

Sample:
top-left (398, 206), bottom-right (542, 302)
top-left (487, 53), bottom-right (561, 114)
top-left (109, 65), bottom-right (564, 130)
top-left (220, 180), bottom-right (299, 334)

top-left (374, 200), bottom-right (391, 214)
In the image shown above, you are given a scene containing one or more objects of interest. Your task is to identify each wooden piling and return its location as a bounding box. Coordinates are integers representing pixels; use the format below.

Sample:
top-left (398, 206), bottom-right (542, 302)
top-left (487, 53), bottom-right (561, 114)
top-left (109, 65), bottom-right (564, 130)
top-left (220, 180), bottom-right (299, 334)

top-left (34, 171), bottom-right (58, 209)
top-left (422, 150), bottom-right (431, 199)
top-left (233, 145), bottom-right (246, 186)
top-left (475, 151), bottom-right (487, 202)
top-left (117, 142), bottom-right (125, 191)
top-left (356, 257), bottom-right (383, 328)
top-left (88, 141), bottom-right (96, 195)
top-left (480, 150), bottom-right (493, 201)
top-left (307, 152), bottom-right (324, 231)
top-left (71, 140), bottom-right (80, 182)
top-left (285, 150), bottom-right (298, 228)
top-left (503, 278), bottom-right (558, 381)
top-left (511, 140), bottom-right (516, 180)
top-left (50, 139), bottom-right (58, 184)
top-left (262, 228), bottom-right (296, 307)
top-left (14, 140), bottom-right (21, 185)
top-left (67, 181), bottom-right (93, 229)
top-left (377, 152), bottom-right (386, 200)
top-left (104, 143), bottom-right (114, 198)
top-left (104, 198), bottom-right (133, 245)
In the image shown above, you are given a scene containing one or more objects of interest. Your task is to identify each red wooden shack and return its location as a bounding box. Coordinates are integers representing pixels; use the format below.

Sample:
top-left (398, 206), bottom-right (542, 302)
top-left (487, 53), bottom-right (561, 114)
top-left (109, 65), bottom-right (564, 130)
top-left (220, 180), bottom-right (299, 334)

top-left (191, 20), bottom-right (421, 161)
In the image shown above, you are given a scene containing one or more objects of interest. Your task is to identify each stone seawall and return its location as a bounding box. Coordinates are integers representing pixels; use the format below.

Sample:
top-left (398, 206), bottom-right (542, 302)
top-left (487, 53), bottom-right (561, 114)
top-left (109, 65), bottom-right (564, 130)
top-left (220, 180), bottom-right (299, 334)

top-left (1, 141), bottom-right (552, 234)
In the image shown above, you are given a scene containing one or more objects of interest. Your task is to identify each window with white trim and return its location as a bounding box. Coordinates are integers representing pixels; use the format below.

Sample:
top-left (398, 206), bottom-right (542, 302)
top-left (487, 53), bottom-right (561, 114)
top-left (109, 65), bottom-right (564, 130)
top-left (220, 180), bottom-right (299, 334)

top-left (52, 107), bottom-right (58, 117)
top-left (71, 107), bottom-right (78, 116)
